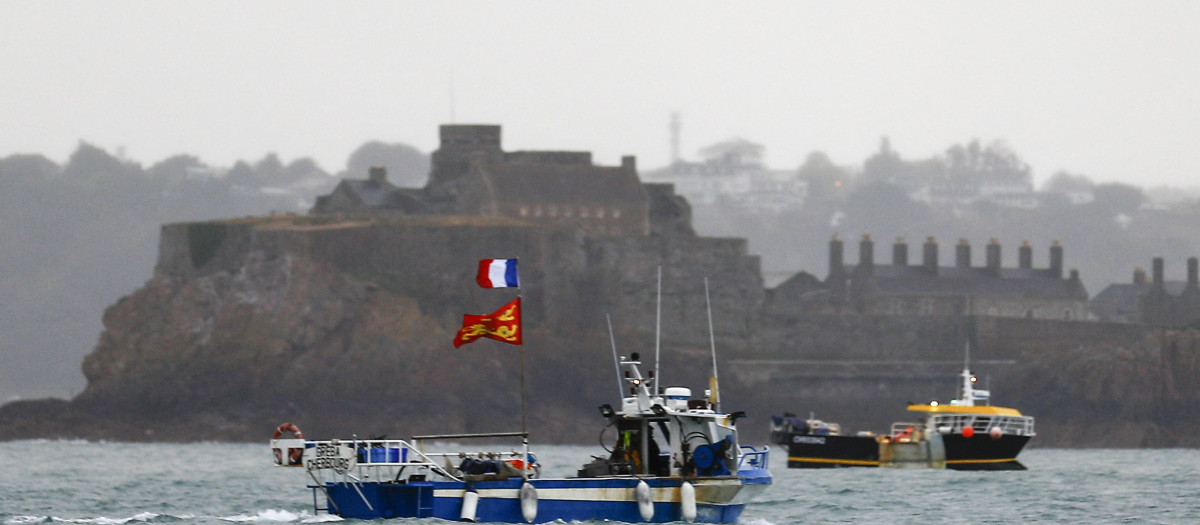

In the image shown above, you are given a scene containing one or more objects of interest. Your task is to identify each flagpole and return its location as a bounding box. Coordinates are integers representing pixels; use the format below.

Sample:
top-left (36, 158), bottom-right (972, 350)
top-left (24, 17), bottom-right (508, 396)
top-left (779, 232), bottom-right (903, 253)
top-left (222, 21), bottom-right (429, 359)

top-left (519, 293), bottom-right (529, 480)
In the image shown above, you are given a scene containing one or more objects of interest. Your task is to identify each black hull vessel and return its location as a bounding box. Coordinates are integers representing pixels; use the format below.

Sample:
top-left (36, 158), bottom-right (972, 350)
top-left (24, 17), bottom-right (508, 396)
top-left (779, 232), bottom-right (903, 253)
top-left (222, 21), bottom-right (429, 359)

top-left (941, 433), bottom-right (1031, 470)
top-left (784, 434), bottom-right (880, 468)
top-left (772, 361), bottom-right (1035, 470)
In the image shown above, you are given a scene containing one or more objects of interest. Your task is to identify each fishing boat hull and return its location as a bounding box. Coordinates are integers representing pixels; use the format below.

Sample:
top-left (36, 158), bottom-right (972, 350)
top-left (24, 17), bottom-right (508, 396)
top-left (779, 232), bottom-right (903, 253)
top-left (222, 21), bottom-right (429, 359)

top-left (782, 431), bottom-right (1030, 469)
top-left (785, 435), bottom-right (880, 468)
top-left (941, 433), bottom-right (1031, 470)
top-left (317, 471), bottom-right (771, 523)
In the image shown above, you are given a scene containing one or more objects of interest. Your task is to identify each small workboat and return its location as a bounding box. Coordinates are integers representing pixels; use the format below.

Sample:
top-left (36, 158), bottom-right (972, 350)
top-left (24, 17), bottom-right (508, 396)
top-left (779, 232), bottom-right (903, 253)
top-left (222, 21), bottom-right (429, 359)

top-left (772, 362), bottom-right (1035, 470)
top-left (271, 350), bottom-right (771, 522)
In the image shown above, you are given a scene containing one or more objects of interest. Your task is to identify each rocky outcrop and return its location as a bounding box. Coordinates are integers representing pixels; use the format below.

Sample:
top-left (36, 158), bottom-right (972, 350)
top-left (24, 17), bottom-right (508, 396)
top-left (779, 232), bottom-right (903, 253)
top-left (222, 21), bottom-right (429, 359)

top-left (5, 215), bottom-right (1200, 447)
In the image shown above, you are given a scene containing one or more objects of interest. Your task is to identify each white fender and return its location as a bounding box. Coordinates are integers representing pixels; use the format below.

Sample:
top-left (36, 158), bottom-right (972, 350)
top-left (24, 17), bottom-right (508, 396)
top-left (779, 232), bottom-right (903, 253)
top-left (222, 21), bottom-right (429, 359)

top-left (520, 482), bottom-right (538, 523)
top-left (460, 489), bottom-right (478, 522)
top-left (680, 481), bottom-right (697, 523)
top-left (636, 480), bottom-right (654, 522)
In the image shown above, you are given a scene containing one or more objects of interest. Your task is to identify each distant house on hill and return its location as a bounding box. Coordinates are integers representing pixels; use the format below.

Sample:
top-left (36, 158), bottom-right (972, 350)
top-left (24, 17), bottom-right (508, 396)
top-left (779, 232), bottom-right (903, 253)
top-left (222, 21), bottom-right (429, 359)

top-left (641, 141), bottom-right (807, 213)
top-left (1091, 258), bottom-right (1200, 326)
top-left (312, 124), bottom-right (692, 237)
top-left (313, 166), bottom-right (420, 217)
top-left (768, 235), bottom-right (1089, 319)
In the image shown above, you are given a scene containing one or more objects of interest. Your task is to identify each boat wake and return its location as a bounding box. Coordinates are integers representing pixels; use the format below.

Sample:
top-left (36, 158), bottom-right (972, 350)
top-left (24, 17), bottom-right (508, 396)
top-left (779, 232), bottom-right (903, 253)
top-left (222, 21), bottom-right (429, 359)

top-left (220, 510), bottom-right (341, 523)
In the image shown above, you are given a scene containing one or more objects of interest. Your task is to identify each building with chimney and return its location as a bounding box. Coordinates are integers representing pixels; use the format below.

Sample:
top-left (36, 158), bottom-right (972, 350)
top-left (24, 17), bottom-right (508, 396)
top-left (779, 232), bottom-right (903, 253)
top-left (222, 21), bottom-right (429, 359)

top-left (1090, 258), bottom-right (1200, 326)
top-left (312, 124), bottom-right (694, 237)
top-left (769, 235), bottom-right (1089, 319)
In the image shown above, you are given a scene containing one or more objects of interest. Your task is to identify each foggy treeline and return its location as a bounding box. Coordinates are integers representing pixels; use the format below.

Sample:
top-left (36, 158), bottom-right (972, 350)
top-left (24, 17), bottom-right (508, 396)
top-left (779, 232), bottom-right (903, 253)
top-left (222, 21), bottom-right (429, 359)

top-left (688, 139), bottom-right (1200, 296)
top-left (4, 137), bottom-right (1200, 402)
top-left (0, 141), bottom-right (428, 401)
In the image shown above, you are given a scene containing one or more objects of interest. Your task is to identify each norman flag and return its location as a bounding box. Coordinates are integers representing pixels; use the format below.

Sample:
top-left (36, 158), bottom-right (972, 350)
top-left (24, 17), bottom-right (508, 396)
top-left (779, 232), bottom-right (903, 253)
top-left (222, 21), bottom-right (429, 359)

top-left (454, 297), bottom-right (522, 348)
top-left (476, 258), bottom-right (519, 288)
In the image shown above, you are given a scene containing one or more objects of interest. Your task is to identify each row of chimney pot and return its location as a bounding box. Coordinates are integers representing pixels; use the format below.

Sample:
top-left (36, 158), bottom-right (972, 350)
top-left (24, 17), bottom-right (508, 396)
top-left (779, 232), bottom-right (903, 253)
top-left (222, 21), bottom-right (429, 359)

top-left (829, 235), bottom-right (1064, 278)
top-left (1132, 257), bottom-right (1200, 289)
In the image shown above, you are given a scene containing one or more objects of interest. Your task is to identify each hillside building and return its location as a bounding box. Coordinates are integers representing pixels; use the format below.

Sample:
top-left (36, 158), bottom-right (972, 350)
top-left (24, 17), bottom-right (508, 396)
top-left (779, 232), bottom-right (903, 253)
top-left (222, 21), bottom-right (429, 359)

top-left (769, 235), bottom-right (1089, 319)
top-left (1091, 258), bottom-right (1200, 326)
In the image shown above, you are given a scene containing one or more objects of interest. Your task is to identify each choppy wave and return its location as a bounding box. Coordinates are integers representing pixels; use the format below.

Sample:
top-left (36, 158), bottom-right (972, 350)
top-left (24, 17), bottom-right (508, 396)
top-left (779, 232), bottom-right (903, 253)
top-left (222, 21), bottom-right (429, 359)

top-left (5, 443), bottom-right (1200, 524)
top-left (219, 511), bottom-right (339, 523)
top-left (5, 514), bottom-right (173, 525)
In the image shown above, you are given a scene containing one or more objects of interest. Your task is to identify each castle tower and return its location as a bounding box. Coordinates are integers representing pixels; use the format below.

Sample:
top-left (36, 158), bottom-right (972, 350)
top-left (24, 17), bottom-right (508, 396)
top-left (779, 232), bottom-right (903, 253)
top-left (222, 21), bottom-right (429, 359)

top-left (427, 125), bottom-right (504, 200)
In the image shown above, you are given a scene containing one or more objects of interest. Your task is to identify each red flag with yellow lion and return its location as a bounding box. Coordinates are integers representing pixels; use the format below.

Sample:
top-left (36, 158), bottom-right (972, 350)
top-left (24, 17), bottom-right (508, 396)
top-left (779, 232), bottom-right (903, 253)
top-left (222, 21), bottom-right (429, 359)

top-left (453, 297), bottom-right (521, 348)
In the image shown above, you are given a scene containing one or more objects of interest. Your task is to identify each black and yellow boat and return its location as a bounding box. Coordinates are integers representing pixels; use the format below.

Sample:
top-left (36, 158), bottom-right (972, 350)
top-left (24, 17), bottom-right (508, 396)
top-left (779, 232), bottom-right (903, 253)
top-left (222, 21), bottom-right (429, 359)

top-left (771, 366), bottom-right (1035, 470)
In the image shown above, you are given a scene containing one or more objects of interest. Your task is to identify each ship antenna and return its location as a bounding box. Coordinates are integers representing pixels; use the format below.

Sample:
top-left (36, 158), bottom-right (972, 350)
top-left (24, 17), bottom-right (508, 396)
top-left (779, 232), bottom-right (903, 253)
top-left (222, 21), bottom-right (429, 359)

top-left (607, 314), bottom-right (623, 400)
top-left (705, 277), bottom-right (720, 412)
top-left (654, 266), bottom-right (662, 394)
top-left (965, 336), bottom-right (971, 371)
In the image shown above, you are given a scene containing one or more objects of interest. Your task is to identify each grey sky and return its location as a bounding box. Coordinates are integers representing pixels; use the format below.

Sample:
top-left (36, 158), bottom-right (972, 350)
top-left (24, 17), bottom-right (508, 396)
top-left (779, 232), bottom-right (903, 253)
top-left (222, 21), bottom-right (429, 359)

top-left (3, 1), bottom-right (1199, 187)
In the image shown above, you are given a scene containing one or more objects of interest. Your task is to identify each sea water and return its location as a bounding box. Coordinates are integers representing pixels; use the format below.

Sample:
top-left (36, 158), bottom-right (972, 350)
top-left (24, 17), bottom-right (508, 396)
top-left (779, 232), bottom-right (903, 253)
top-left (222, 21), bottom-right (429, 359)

top-left (2, 440), bottom-right (1197, 524)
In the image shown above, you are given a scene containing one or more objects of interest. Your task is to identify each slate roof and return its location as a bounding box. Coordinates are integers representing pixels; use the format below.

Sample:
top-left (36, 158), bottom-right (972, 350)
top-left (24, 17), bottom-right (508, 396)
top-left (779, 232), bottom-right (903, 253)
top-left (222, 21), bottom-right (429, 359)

top-left (480, 163), bottom-right (644, 205)
top-left (837, 264), bottom-right (1087, 299)
top-left (341, 180), bottom-right (402, 208)
top-left (1090, 281), bottom-right (1189, 322)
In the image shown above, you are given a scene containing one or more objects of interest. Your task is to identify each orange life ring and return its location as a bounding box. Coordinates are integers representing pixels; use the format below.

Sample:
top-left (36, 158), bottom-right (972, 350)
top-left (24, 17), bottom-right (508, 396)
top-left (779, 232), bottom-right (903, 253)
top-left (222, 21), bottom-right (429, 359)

top-left (273, 422), bottom-right (304, 465)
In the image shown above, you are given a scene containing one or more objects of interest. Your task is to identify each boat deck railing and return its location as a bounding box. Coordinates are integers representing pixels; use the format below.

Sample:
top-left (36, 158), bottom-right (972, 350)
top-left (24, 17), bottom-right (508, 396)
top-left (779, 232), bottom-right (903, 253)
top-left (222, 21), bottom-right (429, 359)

top-left (738, 445), bottom-right (770, 471)
top-left (929, 413), bottom-right (1036, 436)
top-left (272, 432), bottom-right (535, 485)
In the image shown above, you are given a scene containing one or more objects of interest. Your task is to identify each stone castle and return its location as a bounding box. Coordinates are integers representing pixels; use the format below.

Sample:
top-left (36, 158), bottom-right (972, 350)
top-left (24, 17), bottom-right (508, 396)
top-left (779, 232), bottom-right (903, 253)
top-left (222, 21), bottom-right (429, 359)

top-left (7, 123), bottom-right (1200, 447)
top-left (313, 124), bottom-right (693, 237)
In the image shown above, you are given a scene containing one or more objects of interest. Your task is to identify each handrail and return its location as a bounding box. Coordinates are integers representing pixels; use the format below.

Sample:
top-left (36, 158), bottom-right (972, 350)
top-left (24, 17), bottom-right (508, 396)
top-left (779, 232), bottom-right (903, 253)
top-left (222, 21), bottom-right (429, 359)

top-left (737, 445), bottom-right (769, 470)
top-left (412, 431), bottom-right (528, 441)
top-left (928, 414), bottom-right (1036, 436)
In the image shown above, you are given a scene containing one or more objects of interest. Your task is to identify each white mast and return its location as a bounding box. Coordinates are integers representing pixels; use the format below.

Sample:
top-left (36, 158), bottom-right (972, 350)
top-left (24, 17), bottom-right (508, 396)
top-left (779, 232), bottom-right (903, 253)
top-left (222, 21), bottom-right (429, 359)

top-left (607, 314), bottom-right (623, 400)
top-left (705, 278), bottom-right (720, 412)
top-left (654, 266), bottom-right (662, 397)
top-left (957, 338), bottom-right (989, 406)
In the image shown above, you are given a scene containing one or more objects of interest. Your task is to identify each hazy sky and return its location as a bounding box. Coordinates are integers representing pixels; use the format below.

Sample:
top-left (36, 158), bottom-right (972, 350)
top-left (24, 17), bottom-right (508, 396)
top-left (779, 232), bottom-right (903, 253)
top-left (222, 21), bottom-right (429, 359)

top-left (3, 1), bottom-right (1199, 187)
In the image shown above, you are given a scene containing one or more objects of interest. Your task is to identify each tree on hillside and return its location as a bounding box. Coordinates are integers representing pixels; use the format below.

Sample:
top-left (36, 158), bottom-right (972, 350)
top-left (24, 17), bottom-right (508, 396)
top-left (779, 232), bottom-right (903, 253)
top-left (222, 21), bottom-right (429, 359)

top-left (345, 142), bottom-right (431, 188)
top-left (697, 138), bottom-right (765, 166)
top-left (147, 155), bottom-right (206, 182)
top-left (63, 142), bottom-right (141, 181)
top-left (944, 139), bottom-right (1031, 183)
top-left (861, 137), bottom-right (944, 193)
top-left (797, 151), bottom-right (852, 205)
top-left (1042, 171), bottom-right (1094, 194)
top-left (1092, 183), bottom-right (1146, 215)
top-left (842, 180), bottom-right (931, 234)
top-left (0, 154), bottom-right (60, 182)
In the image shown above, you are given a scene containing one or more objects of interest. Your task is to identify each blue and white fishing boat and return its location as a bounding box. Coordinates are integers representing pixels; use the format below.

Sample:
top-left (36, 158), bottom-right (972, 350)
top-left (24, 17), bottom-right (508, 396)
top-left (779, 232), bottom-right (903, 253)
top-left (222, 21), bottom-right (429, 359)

top-left (270, 351), bottom-right (771, 523)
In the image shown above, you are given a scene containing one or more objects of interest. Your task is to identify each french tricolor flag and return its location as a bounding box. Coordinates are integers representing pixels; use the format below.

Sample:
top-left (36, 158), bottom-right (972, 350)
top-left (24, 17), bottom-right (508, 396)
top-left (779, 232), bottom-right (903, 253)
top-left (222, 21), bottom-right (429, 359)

top-left (476, 258), bottom-right (520, 288)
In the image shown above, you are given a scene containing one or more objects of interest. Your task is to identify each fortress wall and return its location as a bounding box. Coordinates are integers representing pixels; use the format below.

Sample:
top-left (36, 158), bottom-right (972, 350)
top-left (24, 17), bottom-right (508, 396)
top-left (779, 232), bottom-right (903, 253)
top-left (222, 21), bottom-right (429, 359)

top-left (583, 235), bottom-right (764, 342)
top-left (978, 316), bottom-right (1146, 356)
top-left (153, 219), bottom-right (765, 340)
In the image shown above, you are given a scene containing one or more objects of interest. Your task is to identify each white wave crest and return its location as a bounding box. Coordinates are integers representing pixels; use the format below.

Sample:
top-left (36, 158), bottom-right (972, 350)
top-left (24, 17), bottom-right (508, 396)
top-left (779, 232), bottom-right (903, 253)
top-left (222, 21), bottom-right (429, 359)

top-left (220, 510), bottom-right (308, 523)
top-left (740, 518), bottom-right (777, 525)
top-left (49, 513), bottom-right (160, 525)
top-left (6, 517), bottom-right (50, 525)
top-left (297, 514), bottom-right (342, 523)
